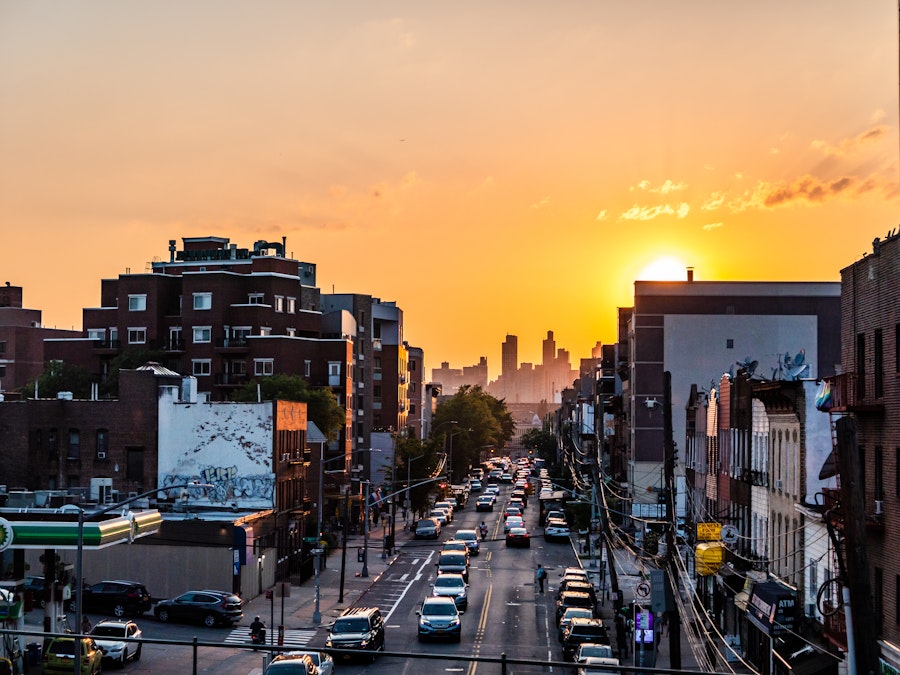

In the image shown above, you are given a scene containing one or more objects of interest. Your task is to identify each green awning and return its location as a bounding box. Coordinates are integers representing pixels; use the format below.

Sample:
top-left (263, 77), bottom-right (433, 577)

top-left (2, 511), bottom-right (161, 550)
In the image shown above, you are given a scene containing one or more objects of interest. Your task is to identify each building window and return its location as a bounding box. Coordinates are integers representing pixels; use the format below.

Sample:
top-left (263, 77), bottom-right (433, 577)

top-left (127, 327), bottom-right (146, 344)
top-left (410, 403), bottom-right (417, 415)
top-left (896, 324), bottom-right (900, 374)
top-left (87, 329), bottom-right (104, 341)
top-left (856, 333), bottom-right (866, 399)
top-left (896, 448), bottom-right (900, 498)
top-left (875, 446), bottom-right (884, 501)
top-left (254, 359), bottom-right (274, 376)
top-left (0, 365), bottom-right (5, 378)
top-left (96, 429), bottom-right (109, 457)
top-left (726, 339), bottom-right (734, 349)
top-left (875, 328), bottom-right (883, 398)
top-left (67, 429), bottom-right (80, 460)
top-left (193, 292), bottom-right (212, 310)
top-left (126, 446), bottom-right (144, 483)
top-left (286, 297), bottom-right (296, 313)
top-left (274, 296), bottom-right (284, 312)
top-left (193, 326), bottom-right (212, 343)
top-left (128, 294), bottom-right (147, 311)
top-left (192, 359), bottom-right (211, 376)
top-left (109, 328), bottom-right (118, 345)
top-left (0, 341), bottom-right (5, 354)
top-left (286, 327), bottom-right (296, 337)
top-left (49, 428), bottom-right (58, 455)
top-left (248, 293), bottom-right (264, 305)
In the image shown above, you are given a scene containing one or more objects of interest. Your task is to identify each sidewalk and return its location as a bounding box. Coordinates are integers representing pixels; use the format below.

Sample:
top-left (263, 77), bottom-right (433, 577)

top-left (240, 533), bottom-right (393, 632)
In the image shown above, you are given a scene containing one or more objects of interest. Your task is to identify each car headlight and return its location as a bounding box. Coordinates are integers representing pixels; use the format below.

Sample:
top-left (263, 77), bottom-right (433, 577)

top-left (449, 619), bottom-right (460, 627)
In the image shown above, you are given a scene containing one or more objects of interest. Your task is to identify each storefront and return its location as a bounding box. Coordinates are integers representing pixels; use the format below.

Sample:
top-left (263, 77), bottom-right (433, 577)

top-left (744, 579), bottom-right (799, 675)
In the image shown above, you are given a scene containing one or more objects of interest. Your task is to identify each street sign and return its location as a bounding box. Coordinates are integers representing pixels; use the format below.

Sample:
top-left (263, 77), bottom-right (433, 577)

top-left (635, 581), bottom-right (651, 598)
top-left (311, 548), bottom-right (324, 554)
top-left (721, 524), bottom-right (739, 544)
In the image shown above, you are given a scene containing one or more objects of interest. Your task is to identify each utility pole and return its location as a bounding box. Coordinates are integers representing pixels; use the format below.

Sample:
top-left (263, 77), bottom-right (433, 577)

top-left (663, 371), bottom-right (681, 669)
top-left (835, 416), bottom-right (878, 674)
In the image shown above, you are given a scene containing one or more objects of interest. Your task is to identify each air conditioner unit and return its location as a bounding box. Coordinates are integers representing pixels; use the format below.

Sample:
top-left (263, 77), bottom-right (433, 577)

top-left (96, 452), bottom-right (107, 459)
top-left (875, 500), bottom-right (884, 515)
top-left (775, 479), bottom-right (783, 490)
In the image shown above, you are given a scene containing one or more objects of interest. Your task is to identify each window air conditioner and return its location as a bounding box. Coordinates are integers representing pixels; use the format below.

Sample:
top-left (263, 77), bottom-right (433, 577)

top-left (875, 500), bottom-right (884, 515)
top-left (96, 452), bottom-right (107, 459)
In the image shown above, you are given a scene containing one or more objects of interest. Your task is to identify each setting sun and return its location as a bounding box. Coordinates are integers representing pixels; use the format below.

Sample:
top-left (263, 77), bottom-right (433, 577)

top-left (637, 257), bottom-right (690, 281)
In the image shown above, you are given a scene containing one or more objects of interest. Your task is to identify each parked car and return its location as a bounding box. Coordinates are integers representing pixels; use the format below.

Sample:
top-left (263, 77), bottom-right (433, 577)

top-left (325, 606), bottom-right (385, 661)
top-left (154, 589), bottom-right (243, 627)
top-left (545, 518), bottom-right (571, 542)
top-left (42, 636), bottom-right (102, 675)
top-left (434, 501), bottom-right (455, 521)
top-left (90, 618), bottom-right (143, 666)
top-left (264, 652), bottom-right (317, 675)
top-left (556, 590), bottom-right (596, 622)
top-left (455, 529), bottom-right (481, 555)
top-left (558, 607), bottom-right (595, 642)
top-left (505, 527), bottom-right (531, 547)
top-left (417, 596), bottom-right (462, 642)
top-left (431, 573), bottom-right (468, 610)
top-left (78, 580), bottom-right (152, 617)
top-left (575, 643), bottom-right (617, 663)
top-left (557, 580), bottom-right (597, 604)
top-left (415, 518), bottom-right (441, 539)
top-left (562, 618), bottom-right (610, 661)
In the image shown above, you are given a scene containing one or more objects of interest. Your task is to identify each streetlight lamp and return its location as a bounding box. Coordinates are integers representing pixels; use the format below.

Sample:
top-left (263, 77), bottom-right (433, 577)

top-left (74, 482), bottom-right (212, 673)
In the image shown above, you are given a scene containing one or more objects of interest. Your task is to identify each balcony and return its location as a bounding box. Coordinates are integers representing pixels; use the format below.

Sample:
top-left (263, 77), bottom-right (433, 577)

top-left (215, 337), bottom-right (249, 353)
top-left (91, 339), bottom-right (121, 353)
top-left (163, 339), bottom-right (185, 353)
top-left (822, 373), bottom-right (884, 413)
top-left (215, 372), bottom-right (249, 387)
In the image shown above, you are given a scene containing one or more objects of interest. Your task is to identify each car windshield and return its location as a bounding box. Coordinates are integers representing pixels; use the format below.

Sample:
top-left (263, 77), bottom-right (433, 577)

top-left (334, 618), bottom-right (369, 633)
top-left (564, 609), bottom-right (593, 620)
top-left (424, 602), bottom-right (457, 616)
top-left (90, 625), bottom-right (126, 638)
top-left (457, 531), bottom-right (476, 540)
top-left (434, 577), bottom-right (464, 589)
top-left (580, 645), bottom-right (614, 658)
top-left (441, 554), bottom-right (466, 565)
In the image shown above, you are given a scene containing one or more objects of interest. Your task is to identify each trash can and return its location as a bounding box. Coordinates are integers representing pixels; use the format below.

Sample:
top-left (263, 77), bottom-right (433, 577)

top-left (25, 643), bottom-right (41, 667)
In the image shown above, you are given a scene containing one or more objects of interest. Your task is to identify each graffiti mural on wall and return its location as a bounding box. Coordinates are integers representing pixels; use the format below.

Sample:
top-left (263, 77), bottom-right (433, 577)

top-left (160, 468), bottom-right (275, 506)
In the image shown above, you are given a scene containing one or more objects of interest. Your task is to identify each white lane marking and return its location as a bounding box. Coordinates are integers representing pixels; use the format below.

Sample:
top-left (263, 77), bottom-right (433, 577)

top-left (399, 573), bottom-right (409, 581)
top-left (385, 549), bottom-right (435, 622)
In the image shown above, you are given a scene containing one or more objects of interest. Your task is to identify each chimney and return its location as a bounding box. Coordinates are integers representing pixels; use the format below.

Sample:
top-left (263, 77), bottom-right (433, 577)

top-left (686, 267), bottom-right (694, 282)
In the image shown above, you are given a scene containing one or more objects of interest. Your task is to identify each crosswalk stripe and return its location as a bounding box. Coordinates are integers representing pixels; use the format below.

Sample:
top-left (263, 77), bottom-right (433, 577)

top-left (224, 627), bottom-right (319, 648)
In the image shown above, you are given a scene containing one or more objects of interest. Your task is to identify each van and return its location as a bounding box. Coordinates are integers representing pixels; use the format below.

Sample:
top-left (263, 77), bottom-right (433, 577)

top-left (325, 607), bottom-right (385, 661)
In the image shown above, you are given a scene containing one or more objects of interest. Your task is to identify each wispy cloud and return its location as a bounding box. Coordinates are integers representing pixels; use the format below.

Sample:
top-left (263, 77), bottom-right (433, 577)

top-left (596, 210), bottom-right (608, 221)
top-left (702, 222), bottom-right (723, 231)
top-left (630, 179), bottom-right (688, 194)
top-left (619, 202), bottom-right (690, 221)
top-left (530, 196), bottom-right (550, 209)
top-left (811, 125), bottom-right (890, 158)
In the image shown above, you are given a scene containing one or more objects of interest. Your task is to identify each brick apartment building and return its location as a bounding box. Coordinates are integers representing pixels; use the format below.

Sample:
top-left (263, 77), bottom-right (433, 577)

top-left (0, 284), bottom-right (81, 393)
top-left (43, 236), bottom-right (354, 466)
top-left (822, 229), bottom-right (900, 672)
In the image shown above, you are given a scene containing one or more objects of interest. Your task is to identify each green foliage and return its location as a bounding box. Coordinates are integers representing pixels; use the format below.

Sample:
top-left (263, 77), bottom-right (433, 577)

top-left (431, 385), bottom-right (514, 481)
top-left (20, 360), bottom-right (95, 399)
top-left (231, 374), bottom-right (345, 442)
top-left (394, 436), bottom-right (444, 516)
top-left (98, 349), bottom-right (167, 398)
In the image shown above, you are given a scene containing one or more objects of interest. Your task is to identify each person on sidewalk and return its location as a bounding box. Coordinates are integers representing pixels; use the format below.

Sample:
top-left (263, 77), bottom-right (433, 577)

top-left (535, 564), bottom-right (546, 593)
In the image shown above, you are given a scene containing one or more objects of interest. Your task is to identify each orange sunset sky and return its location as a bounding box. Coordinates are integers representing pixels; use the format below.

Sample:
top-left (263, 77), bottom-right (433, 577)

top-left (1, 2), bottom-right (898, 379)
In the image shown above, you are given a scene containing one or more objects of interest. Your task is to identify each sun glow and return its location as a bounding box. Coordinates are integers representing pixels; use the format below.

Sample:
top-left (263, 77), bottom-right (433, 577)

top-left (637, 256), bottom-right (689, 281)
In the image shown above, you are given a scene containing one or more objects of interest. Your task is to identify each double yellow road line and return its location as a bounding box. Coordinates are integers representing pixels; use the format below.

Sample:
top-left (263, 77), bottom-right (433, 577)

top-left (466, 578), bottom-right (492, 675)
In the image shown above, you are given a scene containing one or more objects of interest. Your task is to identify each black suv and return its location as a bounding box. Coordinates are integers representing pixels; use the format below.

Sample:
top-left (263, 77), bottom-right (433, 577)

top-left (79, 580), bottom-right (152, 617)
top-left (325, 607), bottom-right (385, 661)
top-left (561, 617), bottom-right (610, 661)
top-left (154, 590), bottom-right (243, 627)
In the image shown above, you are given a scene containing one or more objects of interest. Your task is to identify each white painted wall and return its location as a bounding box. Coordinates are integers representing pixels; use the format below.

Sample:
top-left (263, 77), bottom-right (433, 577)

top-left (157, 388), bottom-right (275, 508)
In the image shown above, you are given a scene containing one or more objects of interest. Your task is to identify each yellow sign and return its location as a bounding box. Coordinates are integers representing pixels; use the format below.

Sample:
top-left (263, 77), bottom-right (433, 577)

top-left (696, 522), bottom-right (722, 541)
top-left (695, 542), bottom-right (725, 576)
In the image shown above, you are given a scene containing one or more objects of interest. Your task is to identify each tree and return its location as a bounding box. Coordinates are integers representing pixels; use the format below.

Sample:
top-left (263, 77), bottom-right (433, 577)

top-left (521, 428), bottom-right (557, 463)
top-left (431, 385), bottom-right (514, 481)
top-left (98, 349), bottom-right (167, 398)
top-left (393, 436), bottom-right (444, 518)
top-left (231, 374), bottom-right (345, 442)
top-left (20, 361), bottom-right (95, 400)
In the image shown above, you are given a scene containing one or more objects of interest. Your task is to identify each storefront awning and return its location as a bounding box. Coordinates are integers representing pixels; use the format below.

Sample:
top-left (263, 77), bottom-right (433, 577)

top-left (746, 580), bottom-right (798, 636)
top-left (774, 644), bottom-right (839, 675)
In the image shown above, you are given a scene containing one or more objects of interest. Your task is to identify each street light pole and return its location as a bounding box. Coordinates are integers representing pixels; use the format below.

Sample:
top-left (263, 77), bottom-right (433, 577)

top-left (362, 481), bottom-right (371, 577)
top-left (313, 443), bottom-right (324, 624)
top-left (74, 482), bottom-right (211, 675)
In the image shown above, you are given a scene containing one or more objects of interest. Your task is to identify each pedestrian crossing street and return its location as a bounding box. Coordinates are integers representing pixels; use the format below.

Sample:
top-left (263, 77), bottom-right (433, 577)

top-left (224, 626), bottom-right (319, 649)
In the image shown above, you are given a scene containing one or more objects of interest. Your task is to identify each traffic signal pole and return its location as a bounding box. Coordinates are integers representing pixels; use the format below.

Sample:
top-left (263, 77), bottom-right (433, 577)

top-left (663, 371), bottom-right (682, 669)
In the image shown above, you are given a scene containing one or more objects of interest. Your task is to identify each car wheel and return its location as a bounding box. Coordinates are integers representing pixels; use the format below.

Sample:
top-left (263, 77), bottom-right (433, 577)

top-left (120, 648), bottom-right (128, 668)
top-left (156, 608), bottom-right (170, 622)
top-left (134, 645), bottom-right (142, 661)
top-left (203, 614), bottom-right (217, 628)
top-left (113, 603), bottom-right (126, 618)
